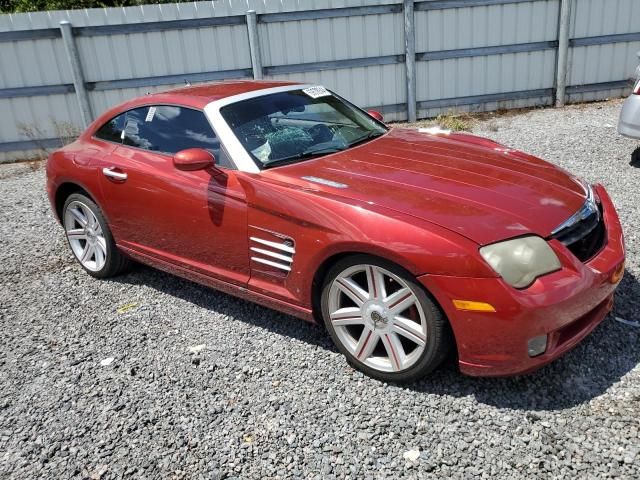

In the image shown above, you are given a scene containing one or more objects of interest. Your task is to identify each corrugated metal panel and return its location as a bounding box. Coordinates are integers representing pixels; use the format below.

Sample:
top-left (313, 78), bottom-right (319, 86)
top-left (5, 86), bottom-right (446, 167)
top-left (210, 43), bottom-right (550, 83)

top-left (567, 0), bottom-right (639, 101)
top-left (568, 42), bottom-right (640, 85)
top-left (416, 50), bottom-right (557, 118)
top-left (259, 0), bottom-right (405, 120)
top-left (268, 63), bottom-right (407, 121)
top-left (571, 0), bottom-right (639, 38)
top-left (415, 0), bottom-right (559, 118)
top-left (0, 11), bottom-right (77, 151)
top-left (415, 1), bottom-right (560, 52)
top-left (567, 86), bottom-right (629, 105)
top-left (74, 6), bottom-right (250, 83)
top-left (259, 7), bottom-right (403, 66)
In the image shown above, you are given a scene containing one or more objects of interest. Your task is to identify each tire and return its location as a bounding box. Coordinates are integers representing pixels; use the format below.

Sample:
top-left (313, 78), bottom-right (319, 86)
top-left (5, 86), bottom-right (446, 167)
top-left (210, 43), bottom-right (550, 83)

top-left (62, 193), bottom-right (130, 278)
top-left (631, 146), bottom-right (640, 167)
top-left (321, 254), bottom-right (451, 383)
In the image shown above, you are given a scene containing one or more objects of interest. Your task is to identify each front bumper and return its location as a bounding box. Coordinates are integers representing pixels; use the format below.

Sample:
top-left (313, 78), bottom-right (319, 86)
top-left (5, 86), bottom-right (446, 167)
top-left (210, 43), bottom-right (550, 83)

top-left (419, 184), bottom-right (625, 377)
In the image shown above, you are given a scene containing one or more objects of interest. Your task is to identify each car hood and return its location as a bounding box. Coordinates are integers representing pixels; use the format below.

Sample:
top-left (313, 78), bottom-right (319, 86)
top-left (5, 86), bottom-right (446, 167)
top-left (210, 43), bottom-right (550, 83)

top-left (262, 128), bottom-right (587, 245)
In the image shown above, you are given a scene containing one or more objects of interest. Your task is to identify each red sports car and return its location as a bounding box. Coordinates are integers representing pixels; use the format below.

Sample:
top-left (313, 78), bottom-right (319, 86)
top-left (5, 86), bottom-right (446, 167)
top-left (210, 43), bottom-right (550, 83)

top-left (46, 81), bottom-right (625, 382)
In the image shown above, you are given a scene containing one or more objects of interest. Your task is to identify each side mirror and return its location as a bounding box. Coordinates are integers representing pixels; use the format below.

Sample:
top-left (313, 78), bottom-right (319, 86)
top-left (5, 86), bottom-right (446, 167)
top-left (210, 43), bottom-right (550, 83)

top-left (173, 148), bottom-right (218, 172)
top-left (367, 110), bottom-right (384, 122)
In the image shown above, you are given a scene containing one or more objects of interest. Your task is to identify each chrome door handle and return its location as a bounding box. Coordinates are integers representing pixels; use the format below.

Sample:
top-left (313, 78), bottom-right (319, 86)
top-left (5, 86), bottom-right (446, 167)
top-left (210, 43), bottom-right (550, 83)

top-left (102, 167), bottom-right (127, 181)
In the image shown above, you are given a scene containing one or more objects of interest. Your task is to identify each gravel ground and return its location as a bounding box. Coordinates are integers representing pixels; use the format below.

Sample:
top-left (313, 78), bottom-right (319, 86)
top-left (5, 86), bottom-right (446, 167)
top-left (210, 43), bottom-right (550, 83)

top-left (1, 99), bottom-right (639, 479)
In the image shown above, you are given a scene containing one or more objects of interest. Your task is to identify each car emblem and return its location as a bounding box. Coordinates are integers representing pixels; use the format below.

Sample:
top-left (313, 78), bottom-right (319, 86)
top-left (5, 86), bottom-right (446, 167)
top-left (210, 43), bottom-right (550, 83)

top-left (370, 311), bottom-right (388, 328)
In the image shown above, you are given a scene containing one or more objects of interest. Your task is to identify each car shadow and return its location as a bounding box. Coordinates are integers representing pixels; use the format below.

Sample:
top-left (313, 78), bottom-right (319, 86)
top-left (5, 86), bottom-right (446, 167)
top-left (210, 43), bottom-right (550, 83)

top-left (111, 266), bottom-right (640, 411)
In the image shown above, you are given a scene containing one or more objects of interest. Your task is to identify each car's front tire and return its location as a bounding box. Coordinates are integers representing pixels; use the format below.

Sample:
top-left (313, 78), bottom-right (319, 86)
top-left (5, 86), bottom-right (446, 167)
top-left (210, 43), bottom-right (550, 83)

top-left (321, 255), bottom-right (451, 383)
top-left (62, 193), bottom-right (129, 278)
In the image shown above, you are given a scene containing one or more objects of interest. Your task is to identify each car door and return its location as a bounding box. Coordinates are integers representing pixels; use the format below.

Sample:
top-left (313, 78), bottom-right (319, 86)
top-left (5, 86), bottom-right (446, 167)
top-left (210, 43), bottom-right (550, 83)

top-left (94, 104), bottom-right (249, 286)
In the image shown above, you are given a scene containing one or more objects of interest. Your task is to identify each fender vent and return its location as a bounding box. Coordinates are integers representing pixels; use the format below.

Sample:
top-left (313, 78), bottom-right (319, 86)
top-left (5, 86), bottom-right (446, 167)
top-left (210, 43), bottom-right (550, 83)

top-left (249, 230), bottom-right (295, 274)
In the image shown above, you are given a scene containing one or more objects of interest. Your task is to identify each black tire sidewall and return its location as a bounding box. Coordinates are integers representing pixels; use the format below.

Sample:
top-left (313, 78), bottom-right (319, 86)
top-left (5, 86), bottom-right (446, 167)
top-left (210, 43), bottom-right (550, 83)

top-left (321, 254), bottom-right (450, 383)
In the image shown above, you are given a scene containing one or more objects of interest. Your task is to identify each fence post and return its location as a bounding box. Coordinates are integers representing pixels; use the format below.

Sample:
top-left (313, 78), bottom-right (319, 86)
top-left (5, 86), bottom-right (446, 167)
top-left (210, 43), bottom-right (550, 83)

top-left (59, 20), bottom-right (93, 128)
top-left (246, 10), bottom-right (263, 80)
top-left (555, 0), bottom-right (572, 107)
top-left (403, 0), bottom-right (417, 122)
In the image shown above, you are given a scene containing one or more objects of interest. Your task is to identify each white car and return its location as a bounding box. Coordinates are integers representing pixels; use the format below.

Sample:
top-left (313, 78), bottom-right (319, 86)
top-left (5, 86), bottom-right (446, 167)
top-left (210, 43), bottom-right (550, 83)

top-left (618, 52), bottom-right (640, 141)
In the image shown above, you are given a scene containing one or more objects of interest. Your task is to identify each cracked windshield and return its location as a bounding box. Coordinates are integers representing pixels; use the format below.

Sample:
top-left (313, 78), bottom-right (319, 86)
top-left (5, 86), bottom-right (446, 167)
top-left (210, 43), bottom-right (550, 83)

top-left (219, 87), bottom-right (387, 169)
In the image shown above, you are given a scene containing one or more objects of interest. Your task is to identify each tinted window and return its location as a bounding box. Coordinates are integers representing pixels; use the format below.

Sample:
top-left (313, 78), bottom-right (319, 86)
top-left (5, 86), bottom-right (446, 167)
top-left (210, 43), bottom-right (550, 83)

top-left (95, 112), bottom-right (126, 143)
top-left (122, 105), bottom-right (220, 152)
top-left (98, 105), bottom-right (232, 168)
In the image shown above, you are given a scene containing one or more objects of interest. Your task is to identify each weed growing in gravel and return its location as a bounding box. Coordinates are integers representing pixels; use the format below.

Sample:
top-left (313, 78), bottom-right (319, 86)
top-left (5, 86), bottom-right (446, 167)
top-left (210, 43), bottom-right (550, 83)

top-left (16, 119), bottom-right (81, 164)
top-left (432, 113), bottom-right (473, 132)
top-left (396, 111), bottom-right (473, 132)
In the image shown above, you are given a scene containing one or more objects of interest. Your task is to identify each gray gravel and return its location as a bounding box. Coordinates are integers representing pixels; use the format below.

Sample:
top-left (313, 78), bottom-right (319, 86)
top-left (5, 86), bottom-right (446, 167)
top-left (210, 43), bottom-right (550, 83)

top-left (1, 99), bottom-right (639, 479)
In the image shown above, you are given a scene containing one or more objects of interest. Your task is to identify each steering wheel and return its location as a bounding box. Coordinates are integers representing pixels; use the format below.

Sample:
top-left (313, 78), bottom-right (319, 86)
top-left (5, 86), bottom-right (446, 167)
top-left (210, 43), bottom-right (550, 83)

top-left (308, 124), bottom-right (334, 144)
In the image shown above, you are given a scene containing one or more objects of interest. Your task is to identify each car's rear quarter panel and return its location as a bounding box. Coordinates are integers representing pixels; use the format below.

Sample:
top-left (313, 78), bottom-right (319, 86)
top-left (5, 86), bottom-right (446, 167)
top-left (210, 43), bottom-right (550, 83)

top-left (46, 140), bottom-right (108, 223)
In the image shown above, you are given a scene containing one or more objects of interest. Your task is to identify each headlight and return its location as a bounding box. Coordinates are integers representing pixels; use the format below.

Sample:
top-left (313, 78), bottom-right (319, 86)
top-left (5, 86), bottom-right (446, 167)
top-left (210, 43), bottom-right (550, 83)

top-left (479, 236), bottom-right (561, 289)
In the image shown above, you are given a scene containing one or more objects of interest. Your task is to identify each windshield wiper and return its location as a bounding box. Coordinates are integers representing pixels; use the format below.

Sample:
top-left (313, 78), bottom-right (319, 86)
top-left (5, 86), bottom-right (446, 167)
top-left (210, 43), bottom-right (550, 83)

top-left (347, 130), bottom-right (386, 148)
top-left (260, 131), bottom-right (386, 169)
top-left (262, 146), bottom-right (346, 169)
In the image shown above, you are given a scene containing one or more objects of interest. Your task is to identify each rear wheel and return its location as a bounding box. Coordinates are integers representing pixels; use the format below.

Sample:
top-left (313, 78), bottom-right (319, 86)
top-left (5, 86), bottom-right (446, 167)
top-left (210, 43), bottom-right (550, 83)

top-left (62, 193), bottom-right (129, 278)
top-left (321, 255), bottom-right (451, 383)
top-left (631, 146), bottom-right (640, 167)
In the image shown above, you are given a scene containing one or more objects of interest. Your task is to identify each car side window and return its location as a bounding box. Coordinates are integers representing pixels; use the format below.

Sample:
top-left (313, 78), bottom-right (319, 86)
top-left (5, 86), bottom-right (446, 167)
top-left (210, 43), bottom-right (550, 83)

top-left (95, 112), bottom-right (126, 143)
top-left (120, 105), bottom-right (233, 168)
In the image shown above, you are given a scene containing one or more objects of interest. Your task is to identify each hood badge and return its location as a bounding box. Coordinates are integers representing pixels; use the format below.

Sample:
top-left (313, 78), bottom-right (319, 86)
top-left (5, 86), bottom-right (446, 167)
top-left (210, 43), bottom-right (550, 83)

top-left (302, 176), bottom-right (348, 189)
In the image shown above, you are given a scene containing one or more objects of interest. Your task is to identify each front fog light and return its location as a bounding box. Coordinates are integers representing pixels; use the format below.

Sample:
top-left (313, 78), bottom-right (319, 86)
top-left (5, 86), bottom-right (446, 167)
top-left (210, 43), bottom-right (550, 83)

top-left (527, 335), bottom-right (548, 357)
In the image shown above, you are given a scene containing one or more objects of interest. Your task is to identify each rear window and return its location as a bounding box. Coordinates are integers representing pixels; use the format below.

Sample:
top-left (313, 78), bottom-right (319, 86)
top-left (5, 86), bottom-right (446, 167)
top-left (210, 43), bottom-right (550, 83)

top-left (95, 113), bottom-right (125, 143)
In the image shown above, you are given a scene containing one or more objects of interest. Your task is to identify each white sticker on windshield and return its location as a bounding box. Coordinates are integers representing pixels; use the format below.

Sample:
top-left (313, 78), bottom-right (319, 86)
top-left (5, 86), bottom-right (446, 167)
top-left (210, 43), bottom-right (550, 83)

top-left (302, 86), bottom-right (331, 99)
top-left (145, 106), bottom-right (156, 122)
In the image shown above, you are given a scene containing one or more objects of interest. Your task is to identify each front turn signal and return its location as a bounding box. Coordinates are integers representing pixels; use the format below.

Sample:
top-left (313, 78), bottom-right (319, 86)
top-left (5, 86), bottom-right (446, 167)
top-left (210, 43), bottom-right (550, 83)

top-left (611, 262), bottom-right (625, 284)
top-left (452, 300), bottom-right (496, 312)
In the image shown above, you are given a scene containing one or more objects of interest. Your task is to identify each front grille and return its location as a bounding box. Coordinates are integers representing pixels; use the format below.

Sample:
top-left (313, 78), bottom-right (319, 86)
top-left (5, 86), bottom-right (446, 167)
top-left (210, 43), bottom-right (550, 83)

top-left (552, 204), bottom-right (606, 262)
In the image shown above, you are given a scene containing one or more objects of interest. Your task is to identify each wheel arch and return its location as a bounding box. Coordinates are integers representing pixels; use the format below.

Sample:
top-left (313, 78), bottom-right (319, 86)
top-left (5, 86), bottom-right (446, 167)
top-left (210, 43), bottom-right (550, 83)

top-left (311, 251), bottom-right (355, 324)
top-left (54, 182), bottom-right (97, 222)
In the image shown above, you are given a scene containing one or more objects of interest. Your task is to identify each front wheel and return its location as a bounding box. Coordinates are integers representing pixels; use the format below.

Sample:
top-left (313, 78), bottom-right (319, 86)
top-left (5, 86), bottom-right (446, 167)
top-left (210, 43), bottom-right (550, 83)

top-left (62, 193), bottom-right (130, 278)
top-left (321, 255), bottom-right (451, 383)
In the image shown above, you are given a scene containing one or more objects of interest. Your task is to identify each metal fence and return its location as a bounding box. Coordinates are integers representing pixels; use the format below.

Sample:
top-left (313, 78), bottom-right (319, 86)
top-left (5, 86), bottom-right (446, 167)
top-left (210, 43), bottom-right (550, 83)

top-left (0, 0), bottom-right (639, 162)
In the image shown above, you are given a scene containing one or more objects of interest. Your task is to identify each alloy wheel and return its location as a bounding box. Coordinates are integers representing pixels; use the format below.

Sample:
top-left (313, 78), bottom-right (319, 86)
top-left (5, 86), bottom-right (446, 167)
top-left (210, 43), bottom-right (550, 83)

top-left (327, 264), bottom-right (428, 373)
top-left (63, 200), bottom-right (107, 272)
